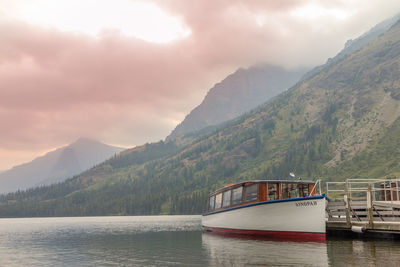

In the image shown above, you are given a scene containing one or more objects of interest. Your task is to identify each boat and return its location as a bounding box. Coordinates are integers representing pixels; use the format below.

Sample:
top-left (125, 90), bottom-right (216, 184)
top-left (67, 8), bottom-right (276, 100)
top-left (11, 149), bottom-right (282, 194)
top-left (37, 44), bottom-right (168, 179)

top-left (201, 180), bottom-right (326, 241)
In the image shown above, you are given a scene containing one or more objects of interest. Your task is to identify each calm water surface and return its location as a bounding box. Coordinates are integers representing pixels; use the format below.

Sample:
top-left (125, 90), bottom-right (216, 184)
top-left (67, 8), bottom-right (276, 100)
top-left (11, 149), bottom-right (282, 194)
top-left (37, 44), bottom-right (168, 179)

top-left (0, 216), bottom-right (400, 266)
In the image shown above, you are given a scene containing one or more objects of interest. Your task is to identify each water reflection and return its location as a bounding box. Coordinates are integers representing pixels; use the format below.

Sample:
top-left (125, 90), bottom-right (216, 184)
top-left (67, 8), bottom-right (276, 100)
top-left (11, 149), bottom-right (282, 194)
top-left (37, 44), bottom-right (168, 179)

top-left (202, 232), bottom-right (329, 266)
top-left (327, 238), bottom-right (400, 266)
top-left (2, 216), bottom-right (400, 266)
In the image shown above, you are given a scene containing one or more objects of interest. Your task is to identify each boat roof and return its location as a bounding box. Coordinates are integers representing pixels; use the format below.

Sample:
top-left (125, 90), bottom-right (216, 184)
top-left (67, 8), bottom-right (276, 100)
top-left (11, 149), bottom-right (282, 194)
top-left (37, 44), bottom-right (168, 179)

top-left (209, 179), bottom-right (316, 195)
top-left (240, 179), bottom-right (315, 184)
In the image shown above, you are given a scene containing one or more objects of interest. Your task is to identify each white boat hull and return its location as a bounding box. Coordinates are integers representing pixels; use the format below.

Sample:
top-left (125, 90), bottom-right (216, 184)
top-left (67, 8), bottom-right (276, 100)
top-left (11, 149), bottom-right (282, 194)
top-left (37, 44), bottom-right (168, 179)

top-left (202, 196), bottom-right (326, 240)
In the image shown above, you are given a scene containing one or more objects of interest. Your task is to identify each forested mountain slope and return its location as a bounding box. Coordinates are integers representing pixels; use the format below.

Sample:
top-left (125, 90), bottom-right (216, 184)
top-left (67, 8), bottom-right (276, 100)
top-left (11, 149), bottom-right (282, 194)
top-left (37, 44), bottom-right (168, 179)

top-left (1, 20), bottom-right (400, 217)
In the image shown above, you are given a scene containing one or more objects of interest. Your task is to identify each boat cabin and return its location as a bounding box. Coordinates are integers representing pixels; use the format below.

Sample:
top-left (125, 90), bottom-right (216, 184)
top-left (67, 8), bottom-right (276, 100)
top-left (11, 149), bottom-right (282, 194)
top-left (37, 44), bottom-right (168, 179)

top-left (205, 180), bottom-right (318, 214)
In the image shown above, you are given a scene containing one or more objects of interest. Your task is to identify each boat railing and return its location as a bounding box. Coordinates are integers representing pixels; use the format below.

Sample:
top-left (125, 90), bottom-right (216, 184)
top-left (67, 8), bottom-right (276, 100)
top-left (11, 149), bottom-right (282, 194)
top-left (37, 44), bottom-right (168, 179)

top-left (309, 179), bottom-right (322, 197)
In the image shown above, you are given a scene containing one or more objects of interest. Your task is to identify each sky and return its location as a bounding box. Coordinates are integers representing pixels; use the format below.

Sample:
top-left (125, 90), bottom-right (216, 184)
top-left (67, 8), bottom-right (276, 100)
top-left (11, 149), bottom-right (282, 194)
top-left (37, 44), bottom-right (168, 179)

top-left (1, 0), bottom-right (400, 170)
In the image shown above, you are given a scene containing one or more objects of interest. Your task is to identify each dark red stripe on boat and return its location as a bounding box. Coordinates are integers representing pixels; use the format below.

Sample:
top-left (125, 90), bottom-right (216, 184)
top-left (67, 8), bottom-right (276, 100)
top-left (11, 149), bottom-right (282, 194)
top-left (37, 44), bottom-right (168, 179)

top-left (204, 227), bottom-right (326, 241)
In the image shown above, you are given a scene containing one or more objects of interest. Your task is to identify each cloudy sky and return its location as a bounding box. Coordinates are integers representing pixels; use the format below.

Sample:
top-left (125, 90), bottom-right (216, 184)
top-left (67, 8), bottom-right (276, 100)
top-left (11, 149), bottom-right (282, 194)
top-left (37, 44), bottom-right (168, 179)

top-left (1, 0), bottom-right (400, 170)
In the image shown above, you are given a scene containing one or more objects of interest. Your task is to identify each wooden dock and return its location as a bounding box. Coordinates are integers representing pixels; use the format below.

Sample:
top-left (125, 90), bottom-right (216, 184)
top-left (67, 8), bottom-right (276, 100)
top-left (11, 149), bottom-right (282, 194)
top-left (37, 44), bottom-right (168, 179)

top-left (325, 179), bottom-right (400, 239)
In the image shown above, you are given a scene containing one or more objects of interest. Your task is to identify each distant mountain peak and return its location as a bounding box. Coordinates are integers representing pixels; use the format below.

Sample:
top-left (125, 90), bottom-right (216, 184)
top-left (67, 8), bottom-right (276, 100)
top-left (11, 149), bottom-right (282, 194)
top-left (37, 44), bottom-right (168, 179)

top-left (71, 137), bottom-right (102, 145)
top-left (74, 136), bottom-right (97, 142)
top-left (167, 64), bottom-right (308, 140)
top-left (0, 138), bottom-right (124, 194)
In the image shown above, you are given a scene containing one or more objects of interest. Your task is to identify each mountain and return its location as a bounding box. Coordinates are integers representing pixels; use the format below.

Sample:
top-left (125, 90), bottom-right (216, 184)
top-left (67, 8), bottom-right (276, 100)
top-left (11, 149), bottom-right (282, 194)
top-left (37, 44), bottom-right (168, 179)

top-left (170, 13), bottom-right (400, 142)
top-left (0, 138), bottom-right (124, 193)
top-left (167, 65), bottom-right (307, 140)
top-left (1, 18), bottom-right (400, 217)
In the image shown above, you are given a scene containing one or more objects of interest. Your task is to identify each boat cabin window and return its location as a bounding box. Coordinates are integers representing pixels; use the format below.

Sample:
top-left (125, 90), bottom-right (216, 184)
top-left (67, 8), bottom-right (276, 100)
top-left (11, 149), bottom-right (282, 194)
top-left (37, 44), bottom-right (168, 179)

top-left (299, 184), bottom-right (309, 197)
top-left (288, 183), bottom-right (299, 198)
top-left (268, 183), bottom-right (278, 200)
top-left (209, 195), bottom-right (215, 211)
top-left (281, 183), bottom-right (302, 199)
top-left (215, 193), bottom-right (222, 209)
top-left (244, 184), bottom-right (258, 202)
top-left (232, 187), bottom-right (243, 205)
top-left (222, 190), bottom-right (231, 207)
top-left (281, 183), bottom-right (289, 199)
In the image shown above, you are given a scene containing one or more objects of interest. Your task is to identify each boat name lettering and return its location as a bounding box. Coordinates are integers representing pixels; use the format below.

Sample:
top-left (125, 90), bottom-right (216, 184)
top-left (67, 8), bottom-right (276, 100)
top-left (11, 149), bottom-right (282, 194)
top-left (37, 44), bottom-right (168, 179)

top-left (296, 201), bottom-right (317, 207)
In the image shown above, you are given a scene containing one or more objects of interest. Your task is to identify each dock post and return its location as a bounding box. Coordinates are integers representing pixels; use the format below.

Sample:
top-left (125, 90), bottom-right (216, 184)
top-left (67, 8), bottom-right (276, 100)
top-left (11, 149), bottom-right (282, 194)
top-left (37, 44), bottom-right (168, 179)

top-left (344, 184), bottom-right (351, 227)
top-left (367, 184), bottom-right (374, 228)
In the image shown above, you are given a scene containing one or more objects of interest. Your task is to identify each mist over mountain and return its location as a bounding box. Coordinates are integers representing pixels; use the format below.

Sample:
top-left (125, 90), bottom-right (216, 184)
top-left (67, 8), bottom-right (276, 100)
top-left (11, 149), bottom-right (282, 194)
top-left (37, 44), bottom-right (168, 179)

top-left (302, 12), bottom-right (400, 81)
top-left (0, 138), bottom-right (124, 193)
top-left (167, 65), bottom-right (307, 140)
top-left (1, 17), bottom-right (400, 217)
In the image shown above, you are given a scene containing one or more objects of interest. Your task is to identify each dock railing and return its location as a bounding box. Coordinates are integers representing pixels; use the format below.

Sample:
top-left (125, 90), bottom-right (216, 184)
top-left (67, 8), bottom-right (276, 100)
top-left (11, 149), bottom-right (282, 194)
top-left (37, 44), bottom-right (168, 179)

top-left (326, 179), bottom-right (400, 227)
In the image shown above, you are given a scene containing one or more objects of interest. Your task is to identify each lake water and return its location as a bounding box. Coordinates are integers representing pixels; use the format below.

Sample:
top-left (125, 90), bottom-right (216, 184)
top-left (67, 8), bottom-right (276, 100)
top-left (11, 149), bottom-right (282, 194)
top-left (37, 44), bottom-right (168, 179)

top-left (1, 216), bottom-right (400, 266)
